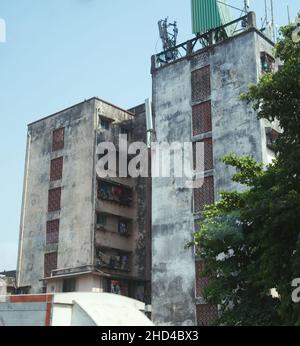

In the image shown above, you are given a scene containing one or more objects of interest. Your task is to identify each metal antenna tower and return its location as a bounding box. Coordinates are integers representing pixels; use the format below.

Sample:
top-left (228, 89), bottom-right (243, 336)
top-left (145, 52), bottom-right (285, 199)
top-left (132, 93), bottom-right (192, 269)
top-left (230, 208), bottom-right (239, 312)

top-left (243, 0), bottom-right (250, 13)
top-left (287, 6), bottom-right (291, 24)
top-left (158, 18), bottom-right (179, 62)
top-left (261, 0), bottom-right (276, 42)
top-left (264, 0), bottom-right (268, 25)
top-left (270, 0), bottom-right (276, 42)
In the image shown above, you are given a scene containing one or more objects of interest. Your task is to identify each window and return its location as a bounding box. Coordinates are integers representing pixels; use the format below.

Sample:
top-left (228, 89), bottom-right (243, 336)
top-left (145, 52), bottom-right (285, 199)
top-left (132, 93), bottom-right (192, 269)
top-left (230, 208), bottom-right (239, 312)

top-left (63, 278), bottom-right (76, 292)
top-left (97, 249), bottom-right (130, 271)
top-left (52, 128), bottom-right (65, 151)
top-left (48, 188), bottom-right (61, 212)
top-left (50, 157), bottom-right (63, 181)
top-left (192, 101), bottom-right (212, 136)
top-left (97, 213), bottom-right (107, 226)
top-left (191, 66), bottom-right (211, 103)
top-left (100, 118), bottom-right (110, 131)
top-left (118, 220), bottom-right (129, 235)
top-left (44, 252), bottom-right (58, 278)
top-left (46, 219), bottom-right (59, 244)
top-left (261, 52), bottom-right (275, 73)
top-left (194, 176), bottom-right (214, 213)
top-left (193, 138), bottom-right (213, 171)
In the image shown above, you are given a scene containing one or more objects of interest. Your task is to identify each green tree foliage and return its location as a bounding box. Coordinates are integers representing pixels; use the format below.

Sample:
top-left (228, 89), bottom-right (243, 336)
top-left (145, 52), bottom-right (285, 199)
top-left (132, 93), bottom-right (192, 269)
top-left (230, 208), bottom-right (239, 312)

top-left (189, 17), bottom-right (300, 325)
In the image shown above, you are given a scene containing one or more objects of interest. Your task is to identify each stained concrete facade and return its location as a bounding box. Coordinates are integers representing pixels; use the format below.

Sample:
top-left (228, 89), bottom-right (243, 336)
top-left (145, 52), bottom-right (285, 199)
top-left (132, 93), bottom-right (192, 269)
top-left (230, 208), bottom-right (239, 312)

top-left (151, 60), bottom-right (197, 326)
top-left (17, 97), bottom-right (151, 303)
top-left (151, 22), bottom-right (278, 326)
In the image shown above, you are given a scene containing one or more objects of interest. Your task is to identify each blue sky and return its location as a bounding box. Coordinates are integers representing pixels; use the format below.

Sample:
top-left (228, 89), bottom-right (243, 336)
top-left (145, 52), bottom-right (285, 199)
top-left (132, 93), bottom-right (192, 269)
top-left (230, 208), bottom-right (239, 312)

top-left (0, 0), bottom-right (298, 272)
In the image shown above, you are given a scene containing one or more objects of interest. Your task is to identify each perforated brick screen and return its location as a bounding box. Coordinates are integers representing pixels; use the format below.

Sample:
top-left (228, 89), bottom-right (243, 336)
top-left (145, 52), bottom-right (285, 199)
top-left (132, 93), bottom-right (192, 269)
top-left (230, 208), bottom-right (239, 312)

top-left (52, 128), bottom-right (65, 151)
top-left (48, 188), bottom-right (61, 212)
top-left (46, 219), bottom-right (59, 244)
top-left (44, 252), bottom-right (57, 278)
top-left (193, 137), bottom-right (213, 171)
top-left (194, 176), bottom-right (214, 213)
top-left (192, 101), bottom-right (212, 136)
top-left (50, 157), bottom-right (63, 181)
top-left (195, 261), bottom-right (210, 298)
top-left (196, 304), bottom-right (218, 326)
top-left (191, 66), bottom-right (211, 103)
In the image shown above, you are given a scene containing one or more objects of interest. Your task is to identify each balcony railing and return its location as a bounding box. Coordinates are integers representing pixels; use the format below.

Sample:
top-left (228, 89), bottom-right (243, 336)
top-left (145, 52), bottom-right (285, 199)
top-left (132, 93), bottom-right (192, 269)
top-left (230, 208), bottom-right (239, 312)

top-left (51, 265), bottom-right (94, 278)
top-left (96, 222), bottom-right (132, 237)
top-left (98, 180), bottom-right (133, 207)
top-left (96, 249), bottom-right (131, 272)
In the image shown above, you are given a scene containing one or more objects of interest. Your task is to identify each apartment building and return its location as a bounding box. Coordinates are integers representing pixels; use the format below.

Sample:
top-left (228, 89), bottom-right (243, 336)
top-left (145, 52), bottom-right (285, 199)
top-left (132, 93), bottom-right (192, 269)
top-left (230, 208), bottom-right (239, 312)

top-left (17, 97), bottom-right (151, 303)
top-left (151, 12), bottom-right (280, 326)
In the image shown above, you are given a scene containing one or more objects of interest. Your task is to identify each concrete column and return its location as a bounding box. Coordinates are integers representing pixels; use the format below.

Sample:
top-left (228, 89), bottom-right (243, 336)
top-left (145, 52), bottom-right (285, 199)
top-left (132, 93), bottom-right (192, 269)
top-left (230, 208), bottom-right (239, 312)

top-left (248, 11), bottom-right (257, 28)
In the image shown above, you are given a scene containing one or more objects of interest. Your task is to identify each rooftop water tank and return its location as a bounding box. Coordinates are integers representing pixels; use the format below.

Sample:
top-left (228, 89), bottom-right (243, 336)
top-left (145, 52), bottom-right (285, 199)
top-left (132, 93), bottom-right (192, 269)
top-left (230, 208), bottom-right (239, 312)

top-left (191, 0), bottom-right (234, 36)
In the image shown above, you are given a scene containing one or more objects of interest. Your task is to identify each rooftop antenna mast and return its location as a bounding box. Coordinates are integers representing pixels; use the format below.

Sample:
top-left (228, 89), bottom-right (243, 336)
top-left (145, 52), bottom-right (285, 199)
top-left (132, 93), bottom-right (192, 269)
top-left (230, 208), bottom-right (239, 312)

top-left (244, 0), bottom-right (250, 13)
top-left (158, 18), bottom-right (179, 62)
top-left (264, 0), bottom-right (268, 25)
top-left (270, 0), bottom-right (276, 42)
top-left (287, 6), bottom-right (291, 24)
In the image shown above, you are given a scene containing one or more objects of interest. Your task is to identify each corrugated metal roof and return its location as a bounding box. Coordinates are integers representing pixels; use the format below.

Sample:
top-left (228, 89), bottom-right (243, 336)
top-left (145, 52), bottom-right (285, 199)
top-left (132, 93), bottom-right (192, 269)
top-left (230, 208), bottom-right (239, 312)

top-left (191, 0), bottom-right (234, 35)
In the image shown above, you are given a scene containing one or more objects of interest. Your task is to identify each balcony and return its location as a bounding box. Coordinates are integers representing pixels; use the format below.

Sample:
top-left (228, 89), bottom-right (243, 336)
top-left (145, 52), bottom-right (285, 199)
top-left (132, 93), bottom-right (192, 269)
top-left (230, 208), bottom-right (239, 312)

top-left (95, 248), bottom-right (131, 272)
top-left (97, 179), bottom-right (133, 207)
top-left (96, 213), bottom-right (132, 237)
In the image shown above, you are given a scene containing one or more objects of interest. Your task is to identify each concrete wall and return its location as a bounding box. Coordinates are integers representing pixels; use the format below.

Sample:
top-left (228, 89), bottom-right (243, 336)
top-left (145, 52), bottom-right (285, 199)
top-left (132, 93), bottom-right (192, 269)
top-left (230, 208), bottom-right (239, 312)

top-left (152, 60), bottom-right (197, 326)
top-left (0, 295), bottom-right (52, 326)
top-left (46, 274), bottom-right (104, 294)
top-left (255, 34), bottom-right (277, 166)
top-left (17, 99), bottom-right (96, 293)
top-left (211, 30), bottom-right (270, 198)
top-left (212, 30), bottom-right (275, 198)
top-left (0, 301), bottom-right (48, 326)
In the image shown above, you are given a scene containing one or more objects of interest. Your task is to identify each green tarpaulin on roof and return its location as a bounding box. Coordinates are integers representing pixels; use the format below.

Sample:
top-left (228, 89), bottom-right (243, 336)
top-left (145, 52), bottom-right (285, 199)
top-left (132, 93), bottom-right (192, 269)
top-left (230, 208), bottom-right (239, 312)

top-left (191, 0), bottom-right (234, 36)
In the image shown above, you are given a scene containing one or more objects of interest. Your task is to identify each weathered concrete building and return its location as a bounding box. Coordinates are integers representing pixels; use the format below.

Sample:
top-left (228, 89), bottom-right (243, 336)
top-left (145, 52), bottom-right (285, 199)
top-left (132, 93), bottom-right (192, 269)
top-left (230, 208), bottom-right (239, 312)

top-left (16, 9), bottom-right (282, 327)
top-left (151, 12), bottom-right (280, 326)
top-left (17, 97), bottom-right (151, 303)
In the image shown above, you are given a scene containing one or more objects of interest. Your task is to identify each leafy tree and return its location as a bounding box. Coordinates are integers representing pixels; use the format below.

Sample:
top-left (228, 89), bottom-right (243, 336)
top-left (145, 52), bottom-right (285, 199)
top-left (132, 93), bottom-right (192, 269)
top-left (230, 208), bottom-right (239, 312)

top-left (189, 16), bottom-right (300, 326)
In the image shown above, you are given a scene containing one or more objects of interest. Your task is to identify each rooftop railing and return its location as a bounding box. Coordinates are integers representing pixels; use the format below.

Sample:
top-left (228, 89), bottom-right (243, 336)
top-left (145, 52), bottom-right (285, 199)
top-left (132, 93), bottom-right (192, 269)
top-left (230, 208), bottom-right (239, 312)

top-left (152, 12), bottom-right (257, 70)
